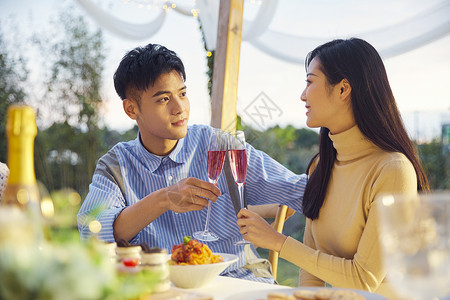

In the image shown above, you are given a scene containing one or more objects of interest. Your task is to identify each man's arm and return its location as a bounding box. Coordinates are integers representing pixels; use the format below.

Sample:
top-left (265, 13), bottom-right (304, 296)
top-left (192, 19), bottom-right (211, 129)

top-left (245, 144), bottom-right (307, 213)
top-left (113, 177), bottom-right (220, 241)
top-left (78, 150), bottom-right (220, 242)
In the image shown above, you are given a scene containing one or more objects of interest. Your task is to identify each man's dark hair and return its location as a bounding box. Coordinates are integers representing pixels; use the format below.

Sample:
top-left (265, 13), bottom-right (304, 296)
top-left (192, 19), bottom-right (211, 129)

top-left (113, 43), bottom-right (186, 101)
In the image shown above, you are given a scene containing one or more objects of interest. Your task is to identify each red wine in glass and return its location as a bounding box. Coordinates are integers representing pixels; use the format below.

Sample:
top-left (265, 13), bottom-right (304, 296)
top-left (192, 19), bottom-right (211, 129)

top-left (207, 150), bottom-right (226, 181)
top-left (228, 149), bottom-right (247, 184)
top-left (193, 128), bottom-right (226, 242)
top-left (228, 131), bottom-right (251, 246)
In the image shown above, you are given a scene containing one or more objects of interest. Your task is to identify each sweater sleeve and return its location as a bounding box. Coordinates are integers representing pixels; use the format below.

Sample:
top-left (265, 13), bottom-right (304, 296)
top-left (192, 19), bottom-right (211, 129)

top-left (280, 155), bottom-right (417, 292)
top-left (299, 218), bottom-right (325, 287)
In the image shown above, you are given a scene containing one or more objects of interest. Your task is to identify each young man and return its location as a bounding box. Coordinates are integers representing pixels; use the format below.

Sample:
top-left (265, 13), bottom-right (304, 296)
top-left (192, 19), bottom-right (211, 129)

top-left (77, 43), bottom-right (306, 282)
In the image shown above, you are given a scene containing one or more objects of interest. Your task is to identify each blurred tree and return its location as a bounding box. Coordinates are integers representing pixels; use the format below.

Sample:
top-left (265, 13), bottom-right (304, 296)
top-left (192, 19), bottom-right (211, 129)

top-left (32, 8), bottom-right (106, 196)
top-left (36, 122), bottom-right (138, 196)
top-left (33, 10), bottom-right (105, 130)
top-left (246, 124), bottom-right (319, 174)
top-left (294, 128), bottom-right (320, 149)
top-left (417, 140), bottom-right (450, 189)
top-left (0, 27), bottom-right (28, 162)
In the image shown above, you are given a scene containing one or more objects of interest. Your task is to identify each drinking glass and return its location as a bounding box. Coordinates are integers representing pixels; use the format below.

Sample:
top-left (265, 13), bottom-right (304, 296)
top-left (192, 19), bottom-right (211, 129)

top-left (377, 191), bottom-right (450, 300)
top-left (193, 128), bottom-right (227, 242)
top-left (228, 130), bottom-right (251, 246)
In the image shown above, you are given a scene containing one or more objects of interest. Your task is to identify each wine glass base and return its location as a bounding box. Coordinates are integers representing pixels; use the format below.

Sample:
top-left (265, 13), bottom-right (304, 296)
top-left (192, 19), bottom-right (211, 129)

top-left (233, 239), bottom-right (252, 246)
top-left (193, 230), bottom-right (219, 242)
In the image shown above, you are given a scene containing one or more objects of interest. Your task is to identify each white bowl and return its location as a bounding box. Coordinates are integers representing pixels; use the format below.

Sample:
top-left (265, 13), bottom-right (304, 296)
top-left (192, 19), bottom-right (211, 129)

top-left (169, 253), bottom-right (238, 289)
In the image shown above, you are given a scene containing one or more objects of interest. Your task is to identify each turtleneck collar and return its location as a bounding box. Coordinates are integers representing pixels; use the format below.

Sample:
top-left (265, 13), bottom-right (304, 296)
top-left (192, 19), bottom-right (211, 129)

top-left (328, 125), bottom-right (377, 162)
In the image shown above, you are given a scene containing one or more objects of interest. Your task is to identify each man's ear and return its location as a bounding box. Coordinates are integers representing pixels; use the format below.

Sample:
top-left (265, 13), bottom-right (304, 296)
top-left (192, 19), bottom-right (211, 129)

top-left (123, 98), bottom-right (138, 120)
top-left (339, 79), bottom-right (352, 101)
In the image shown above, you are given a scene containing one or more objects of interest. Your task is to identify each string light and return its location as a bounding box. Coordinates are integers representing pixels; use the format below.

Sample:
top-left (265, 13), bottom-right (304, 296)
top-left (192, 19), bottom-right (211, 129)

top-left (119, 0), bottom-right (262, 18)
top-left (191, 8), bottom-right (199, 18)
top-left (120, 0), bottom-right (174, 12)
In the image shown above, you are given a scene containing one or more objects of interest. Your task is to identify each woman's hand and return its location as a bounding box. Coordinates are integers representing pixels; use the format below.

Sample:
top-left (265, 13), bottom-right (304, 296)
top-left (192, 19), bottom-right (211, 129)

top-left (237, 209), bottom-right (287, 252)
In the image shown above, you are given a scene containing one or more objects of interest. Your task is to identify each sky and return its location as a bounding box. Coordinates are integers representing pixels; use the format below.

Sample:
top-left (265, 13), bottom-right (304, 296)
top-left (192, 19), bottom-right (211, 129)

top-left (1, 0), bottom-right (450, 142)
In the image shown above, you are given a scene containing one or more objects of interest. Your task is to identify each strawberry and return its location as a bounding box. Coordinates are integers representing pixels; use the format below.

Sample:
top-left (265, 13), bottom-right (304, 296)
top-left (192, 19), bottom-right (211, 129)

top-left (122, 257), bottom-right (139, 267)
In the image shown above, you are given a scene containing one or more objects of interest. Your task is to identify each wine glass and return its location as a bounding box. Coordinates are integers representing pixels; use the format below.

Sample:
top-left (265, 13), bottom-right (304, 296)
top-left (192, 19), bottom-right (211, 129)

top-left (228, 130), bottom-right (251, 246)
top-left (377, 191), bottom-right (450, 300)
top-left (193, 128), bottom-right (227, 242)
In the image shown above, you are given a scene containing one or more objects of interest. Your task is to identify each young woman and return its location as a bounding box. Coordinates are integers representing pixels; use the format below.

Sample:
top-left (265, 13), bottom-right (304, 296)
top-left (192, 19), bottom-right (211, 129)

top-left (237, 38), bottom-right (429, 299)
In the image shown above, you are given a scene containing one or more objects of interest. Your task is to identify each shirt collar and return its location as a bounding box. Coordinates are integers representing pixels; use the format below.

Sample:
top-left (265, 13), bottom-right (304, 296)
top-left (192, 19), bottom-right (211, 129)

top-left (135, 131), bottom-right (189, 173)
top-left (167, 137), bottom-right (187, 164)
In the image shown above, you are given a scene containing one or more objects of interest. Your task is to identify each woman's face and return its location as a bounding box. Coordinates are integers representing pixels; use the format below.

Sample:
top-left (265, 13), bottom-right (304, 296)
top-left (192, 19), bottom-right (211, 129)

top-left (300, 57), bottom-right (354, 134)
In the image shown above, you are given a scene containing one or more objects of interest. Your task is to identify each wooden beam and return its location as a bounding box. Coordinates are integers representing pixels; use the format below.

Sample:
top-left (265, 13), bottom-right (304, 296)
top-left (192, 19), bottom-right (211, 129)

top-left (210, 0), bottom-right (244, 132)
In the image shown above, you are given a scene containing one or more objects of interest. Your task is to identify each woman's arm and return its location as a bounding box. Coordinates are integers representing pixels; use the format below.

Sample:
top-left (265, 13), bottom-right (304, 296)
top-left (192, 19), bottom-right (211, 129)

top-left (279, 157), bottom-right (418, 291)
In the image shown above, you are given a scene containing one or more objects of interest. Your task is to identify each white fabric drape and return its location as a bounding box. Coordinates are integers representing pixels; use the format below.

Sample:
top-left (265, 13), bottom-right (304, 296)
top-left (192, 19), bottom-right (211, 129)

top-left (75, 0), bottom-right (450, 64)
top-left (194, 0), bottom-right (278, 50)
top-left (248, 0), bottom-right (450, 64)
top-left (75, 0), bottom-right (167, 40)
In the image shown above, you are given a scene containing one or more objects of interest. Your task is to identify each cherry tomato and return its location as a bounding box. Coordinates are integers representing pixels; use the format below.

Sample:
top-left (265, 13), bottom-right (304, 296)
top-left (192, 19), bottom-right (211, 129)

top-left (122, 257), bottom-right (139, 267)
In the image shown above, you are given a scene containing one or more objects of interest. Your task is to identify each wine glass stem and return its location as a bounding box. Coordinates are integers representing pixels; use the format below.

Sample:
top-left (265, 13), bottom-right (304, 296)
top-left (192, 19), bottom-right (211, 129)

top-left (203, 200), bottom-right (212, 232)
top-left (203, 180), bottom-right (217, 232)
top-left (237, 183), bottom-right (246, 209)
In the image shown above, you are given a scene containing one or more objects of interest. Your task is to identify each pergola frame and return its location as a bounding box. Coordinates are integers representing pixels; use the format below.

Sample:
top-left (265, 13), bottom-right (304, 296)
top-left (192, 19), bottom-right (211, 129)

top-left (210, 0), bottom-right (244, 132)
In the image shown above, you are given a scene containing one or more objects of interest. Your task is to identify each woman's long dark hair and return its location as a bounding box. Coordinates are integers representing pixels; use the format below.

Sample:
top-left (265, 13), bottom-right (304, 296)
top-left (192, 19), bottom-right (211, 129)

top-left (302, 38), bottom-right (430, 220)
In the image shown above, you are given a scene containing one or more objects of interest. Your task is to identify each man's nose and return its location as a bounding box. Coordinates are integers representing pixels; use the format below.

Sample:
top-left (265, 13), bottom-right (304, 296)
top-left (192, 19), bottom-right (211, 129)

top-left (171, 96), bottom-right (185, 114)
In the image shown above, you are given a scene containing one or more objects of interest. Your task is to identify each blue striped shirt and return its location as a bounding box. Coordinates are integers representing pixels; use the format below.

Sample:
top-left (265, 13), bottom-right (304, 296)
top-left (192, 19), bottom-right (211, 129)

top-left (78, 124), bottom-right (306, 282)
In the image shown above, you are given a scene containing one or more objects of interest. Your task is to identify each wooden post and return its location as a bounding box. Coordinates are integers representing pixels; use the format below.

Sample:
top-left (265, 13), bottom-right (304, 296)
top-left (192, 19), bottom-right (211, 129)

top-left (210, 0), bottom-right (244, 132)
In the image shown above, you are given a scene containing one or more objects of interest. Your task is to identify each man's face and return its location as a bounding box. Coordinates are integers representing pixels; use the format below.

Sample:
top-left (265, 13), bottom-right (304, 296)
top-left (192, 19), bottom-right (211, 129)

top-left (124, 70), bottom-right (190, 155)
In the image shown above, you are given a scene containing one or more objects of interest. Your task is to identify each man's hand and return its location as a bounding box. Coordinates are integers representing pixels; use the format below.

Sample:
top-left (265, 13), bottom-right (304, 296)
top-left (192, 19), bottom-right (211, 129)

top-left (113, 177), bottom-right (221, 242)
top-left (162, 177), bottom-right (221, 213)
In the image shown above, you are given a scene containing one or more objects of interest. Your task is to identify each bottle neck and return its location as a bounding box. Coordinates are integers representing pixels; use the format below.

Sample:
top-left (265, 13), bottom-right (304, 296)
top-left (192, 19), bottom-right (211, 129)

top-left (7, 135), bottom-right (36, 186)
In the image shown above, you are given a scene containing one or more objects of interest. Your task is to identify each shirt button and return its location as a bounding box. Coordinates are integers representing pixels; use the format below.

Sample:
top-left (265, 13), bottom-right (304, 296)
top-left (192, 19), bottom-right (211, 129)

top-left (168, 175), bottom-right (173, 181)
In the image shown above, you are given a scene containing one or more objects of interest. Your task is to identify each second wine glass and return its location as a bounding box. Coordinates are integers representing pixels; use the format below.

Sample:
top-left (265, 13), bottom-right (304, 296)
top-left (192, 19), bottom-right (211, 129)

top-left (228, 130), bottom-right (251, 246)
top-left (193, 128), bottom-right (227, 242)
top-left (377, 192), bottom-right (450, 300)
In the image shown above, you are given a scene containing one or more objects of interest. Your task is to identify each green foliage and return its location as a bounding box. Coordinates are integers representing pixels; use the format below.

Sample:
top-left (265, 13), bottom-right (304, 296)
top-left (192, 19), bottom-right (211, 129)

top-left (35, 122), bottom-right (137, 197)
top-left (0, 189), bottom-right (159, 300)
top-left (32, 9), bottom-right (105, 129)
top-left (0, 232), bottom-right (158, 300)
top-left (198, 20), bottom-right (215, 96)
top-left (44, 188), bottom-right (82, 243)
top-left (0, 27), bottom-right (29, 162)
top-left (294, 128), bottom-right (320, 149)
top-left (244, 124), bottom-right (319, 174)
top-left (417, 140), bottom-right (450, 189)
top-left (27, 8), bottom-right (109, 197)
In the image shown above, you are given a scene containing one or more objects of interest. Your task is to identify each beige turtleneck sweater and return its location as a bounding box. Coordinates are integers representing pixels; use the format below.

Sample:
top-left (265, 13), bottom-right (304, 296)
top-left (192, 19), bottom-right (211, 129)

top-left (279, 125), bottom-right (417, 299)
